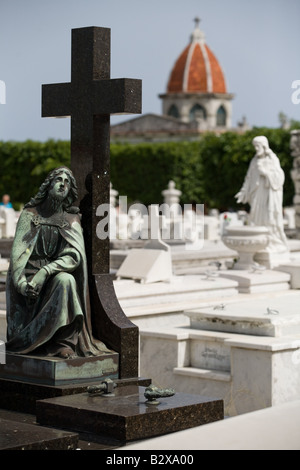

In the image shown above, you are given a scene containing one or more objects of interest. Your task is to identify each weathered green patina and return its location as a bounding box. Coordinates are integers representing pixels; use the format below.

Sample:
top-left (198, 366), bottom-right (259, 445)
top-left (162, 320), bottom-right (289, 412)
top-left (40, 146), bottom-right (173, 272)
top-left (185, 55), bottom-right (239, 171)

top-left (6, 167), bottom-right (109, 359)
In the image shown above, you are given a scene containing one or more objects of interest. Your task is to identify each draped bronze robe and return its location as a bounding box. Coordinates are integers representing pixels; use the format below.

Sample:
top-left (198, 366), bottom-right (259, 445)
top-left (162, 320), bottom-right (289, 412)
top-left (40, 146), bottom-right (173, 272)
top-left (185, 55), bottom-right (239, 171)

top-left (6, 207), bottom-right (109, 356)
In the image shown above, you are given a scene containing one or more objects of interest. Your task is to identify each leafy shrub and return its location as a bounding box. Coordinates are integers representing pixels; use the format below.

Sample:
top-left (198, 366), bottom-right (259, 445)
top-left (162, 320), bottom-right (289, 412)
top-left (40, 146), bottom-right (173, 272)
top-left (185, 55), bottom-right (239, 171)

top-left (0, 140), bottom-right (70, 209)
top-left (111, 127), bottom-right (295, 211)
top-left (0, 127), bottom-right (296, 212)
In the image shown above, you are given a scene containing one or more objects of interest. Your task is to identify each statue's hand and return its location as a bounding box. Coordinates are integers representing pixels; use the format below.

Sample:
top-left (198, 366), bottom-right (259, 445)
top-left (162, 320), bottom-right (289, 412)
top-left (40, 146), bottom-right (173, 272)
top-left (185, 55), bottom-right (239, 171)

top-left (28, 268), bottom-right (48, 296)
top-left (19, 281), bottom-right (39, 301)
top-left (26, 284), bottom-right (39, 300)
top-left (19, 281), bottom-right (28, 296)
top-left (235, 191), bottom-right (245, 204)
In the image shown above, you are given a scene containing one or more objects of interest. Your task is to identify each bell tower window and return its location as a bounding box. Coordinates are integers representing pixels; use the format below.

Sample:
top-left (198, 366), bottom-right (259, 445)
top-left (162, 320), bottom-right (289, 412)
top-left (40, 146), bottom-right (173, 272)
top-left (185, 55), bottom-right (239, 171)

top-left (216, 105), bottom-right (226, 126)
top-left (168, 104), bottom-right (180, 119)
top-left (189, 104), bottom-right (207, 121)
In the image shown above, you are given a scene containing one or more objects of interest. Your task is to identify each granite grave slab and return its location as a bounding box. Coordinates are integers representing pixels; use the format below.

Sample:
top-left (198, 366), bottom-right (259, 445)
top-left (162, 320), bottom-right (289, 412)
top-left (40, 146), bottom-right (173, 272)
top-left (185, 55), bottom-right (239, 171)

top-left (0, 375), bottom-right (151, 414)
top-left (0, 417), bottom-right (78, 450)
top-left (36, 385), bottom-right (224, 443)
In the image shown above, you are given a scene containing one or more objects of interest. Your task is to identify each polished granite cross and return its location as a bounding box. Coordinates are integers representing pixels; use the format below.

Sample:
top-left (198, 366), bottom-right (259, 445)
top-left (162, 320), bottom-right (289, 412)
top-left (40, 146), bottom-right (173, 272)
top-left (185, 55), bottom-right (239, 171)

top-left (42, 27), bottom-right (142, 378)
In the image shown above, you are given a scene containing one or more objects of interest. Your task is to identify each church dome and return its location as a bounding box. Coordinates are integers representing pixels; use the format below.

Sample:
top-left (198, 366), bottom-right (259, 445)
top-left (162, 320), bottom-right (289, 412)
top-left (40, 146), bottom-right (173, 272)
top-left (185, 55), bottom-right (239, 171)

top-left (167, 18), bottom-right (227, 94)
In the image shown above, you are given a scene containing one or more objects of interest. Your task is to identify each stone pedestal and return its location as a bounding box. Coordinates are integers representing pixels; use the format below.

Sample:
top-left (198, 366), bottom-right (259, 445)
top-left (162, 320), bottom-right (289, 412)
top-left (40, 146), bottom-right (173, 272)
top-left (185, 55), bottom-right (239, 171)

top-left (0, 352), bottom-right (151, 414)
top-left (36, 385), bottom-right (224, 442)
top-left (0, 352), bottom-right (119, 386)
top-left (0, 352), bottom-right (113, 414)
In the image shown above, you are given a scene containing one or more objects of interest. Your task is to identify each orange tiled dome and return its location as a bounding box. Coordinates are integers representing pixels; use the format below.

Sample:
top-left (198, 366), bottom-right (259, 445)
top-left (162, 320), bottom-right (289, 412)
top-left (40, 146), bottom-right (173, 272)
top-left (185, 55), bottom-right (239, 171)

top-left (167, 19), bottom-right (227, 94)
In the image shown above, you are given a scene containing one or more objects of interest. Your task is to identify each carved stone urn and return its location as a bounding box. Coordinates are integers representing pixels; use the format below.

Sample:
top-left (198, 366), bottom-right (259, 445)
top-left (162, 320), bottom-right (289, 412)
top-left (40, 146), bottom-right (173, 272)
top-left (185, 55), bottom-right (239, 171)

top-left (222, 225), bottom-right (269, 270)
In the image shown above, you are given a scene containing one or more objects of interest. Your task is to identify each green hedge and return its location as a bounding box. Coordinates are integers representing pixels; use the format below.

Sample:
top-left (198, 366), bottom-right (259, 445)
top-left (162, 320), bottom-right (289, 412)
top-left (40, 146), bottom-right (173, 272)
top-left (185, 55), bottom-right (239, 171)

top-left (196, 127), bottom-right (294, 212)
top-left (110, 127), bottom-right (295, 211)
top-left (110, 140), bottom-right (204, 207)
top-left (0, 127), bottom-right (297, 211)
top-left (0, 140), bottom-right (70, 209)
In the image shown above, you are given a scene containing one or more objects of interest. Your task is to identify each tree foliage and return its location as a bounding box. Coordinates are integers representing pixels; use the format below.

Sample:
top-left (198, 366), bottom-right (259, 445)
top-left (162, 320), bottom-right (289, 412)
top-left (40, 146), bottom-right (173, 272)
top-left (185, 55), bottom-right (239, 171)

top-left (0, 127), bottom-right (296, 212)
top-left (0, 140), bottom-right (70, 209)
top-left (111, 127), bottom-right (295, 211)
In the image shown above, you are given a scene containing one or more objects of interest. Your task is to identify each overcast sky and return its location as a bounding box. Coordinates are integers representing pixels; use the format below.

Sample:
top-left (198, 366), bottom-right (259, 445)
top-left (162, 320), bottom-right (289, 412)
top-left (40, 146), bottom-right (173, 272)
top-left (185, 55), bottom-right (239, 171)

top-left (0, 0), bottom-right (299, 141)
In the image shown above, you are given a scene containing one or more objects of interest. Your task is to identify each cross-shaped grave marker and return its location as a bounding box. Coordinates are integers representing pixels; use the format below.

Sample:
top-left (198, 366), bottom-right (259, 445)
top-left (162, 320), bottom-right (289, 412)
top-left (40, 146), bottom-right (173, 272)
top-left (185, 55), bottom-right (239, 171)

top-left (42, 27), bottom-right (142, 378)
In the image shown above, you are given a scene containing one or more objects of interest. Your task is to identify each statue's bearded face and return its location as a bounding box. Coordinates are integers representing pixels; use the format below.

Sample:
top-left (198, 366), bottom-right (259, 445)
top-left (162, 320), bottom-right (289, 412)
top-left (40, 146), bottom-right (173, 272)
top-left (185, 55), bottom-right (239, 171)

top-left (253, 142), bottom-right (265, 158)
top-left (49, 171), bottom-right (71, 202)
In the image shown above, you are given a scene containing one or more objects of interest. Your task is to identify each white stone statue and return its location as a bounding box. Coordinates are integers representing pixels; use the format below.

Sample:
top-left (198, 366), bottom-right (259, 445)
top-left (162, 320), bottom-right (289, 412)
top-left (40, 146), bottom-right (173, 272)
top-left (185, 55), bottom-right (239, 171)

top-left (235, 136), bottom-right (288, 257)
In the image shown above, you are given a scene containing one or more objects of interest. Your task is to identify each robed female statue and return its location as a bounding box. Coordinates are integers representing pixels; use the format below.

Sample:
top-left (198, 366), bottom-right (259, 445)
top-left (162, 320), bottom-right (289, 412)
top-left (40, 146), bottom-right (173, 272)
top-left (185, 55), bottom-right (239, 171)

top-left (6, 167), bottom-right (109, 359)
top-left (235, 136), bottom-right (288, 255)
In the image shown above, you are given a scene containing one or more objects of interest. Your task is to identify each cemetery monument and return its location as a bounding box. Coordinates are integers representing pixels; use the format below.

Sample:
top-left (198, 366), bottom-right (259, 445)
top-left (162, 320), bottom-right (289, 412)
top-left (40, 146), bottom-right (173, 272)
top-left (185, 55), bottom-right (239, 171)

top-left (41, 26), bottom-right (142, 379)
top-left (235, 135), bottom-right (290, 267)
top-left (0, 26), bottom-right (224, 445)
top-left (6, 167), bottom-right (109, 359)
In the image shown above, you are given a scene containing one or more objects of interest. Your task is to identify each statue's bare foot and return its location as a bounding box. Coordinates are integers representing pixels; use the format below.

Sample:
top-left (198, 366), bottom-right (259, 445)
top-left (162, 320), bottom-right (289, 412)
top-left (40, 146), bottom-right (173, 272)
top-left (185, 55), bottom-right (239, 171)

top-left (57, 347), bottom-right (77, 359)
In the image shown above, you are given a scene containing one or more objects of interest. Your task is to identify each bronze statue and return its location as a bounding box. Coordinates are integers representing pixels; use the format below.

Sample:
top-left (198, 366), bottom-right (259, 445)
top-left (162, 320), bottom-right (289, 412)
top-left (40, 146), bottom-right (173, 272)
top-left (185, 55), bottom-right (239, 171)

top-left (6, 167), bottom-right (109, 359)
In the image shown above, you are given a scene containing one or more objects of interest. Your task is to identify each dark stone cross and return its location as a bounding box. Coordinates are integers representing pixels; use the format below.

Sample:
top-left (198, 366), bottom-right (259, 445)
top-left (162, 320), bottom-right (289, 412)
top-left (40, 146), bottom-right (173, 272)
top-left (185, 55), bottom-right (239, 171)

top-left (42, 27), bottom-right (142, 378)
